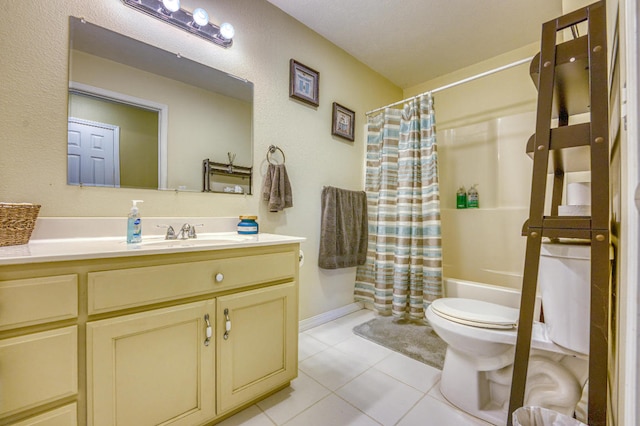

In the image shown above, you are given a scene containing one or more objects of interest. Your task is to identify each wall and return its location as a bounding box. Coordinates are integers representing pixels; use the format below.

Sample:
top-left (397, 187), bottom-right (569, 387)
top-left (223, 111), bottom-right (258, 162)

top-left (0, 0), bottom-right (401, 320)
top-left (400, 1), bottom-right (603, 289)
top-left (614, 0), bottom-right (640, 422)
top-left (404, 2), bottom-right (634, 423)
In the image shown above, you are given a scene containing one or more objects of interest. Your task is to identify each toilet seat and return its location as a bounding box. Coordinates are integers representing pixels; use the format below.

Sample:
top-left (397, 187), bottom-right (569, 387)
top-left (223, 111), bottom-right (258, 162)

top-left (430, 298), bottom-right (518, 330)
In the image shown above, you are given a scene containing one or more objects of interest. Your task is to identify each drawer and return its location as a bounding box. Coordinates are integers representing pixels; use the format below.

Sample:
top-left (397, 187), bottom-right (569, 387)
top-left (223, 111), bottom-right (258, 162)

top-left (0, 275), bottom-right (78, 331)
top-left (88, 250), bottom-right (296, 314)
top-left (0, 326), bottom-right (78, 418)
top-left (10, 403), bottom-right (77, 426)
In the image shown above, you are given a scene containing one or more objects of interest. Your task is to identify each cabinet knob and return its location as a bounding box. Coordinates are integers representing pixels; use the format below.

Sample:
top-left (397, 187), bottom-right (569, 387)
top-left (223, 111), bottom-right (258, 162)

top-left (215, 273), bottom-right (224, 283)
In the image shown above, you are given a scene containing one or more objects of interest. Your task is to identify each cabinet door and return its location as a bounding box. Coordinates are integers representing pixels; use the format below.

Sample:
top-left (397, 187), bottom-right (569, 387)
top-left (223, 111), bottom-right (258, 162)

top-left (217, 282), bottom-right (298, 414)
top-left (0, 327), bottom-right (77, 418)
top-left (87, 301), bottom-right (215, 426)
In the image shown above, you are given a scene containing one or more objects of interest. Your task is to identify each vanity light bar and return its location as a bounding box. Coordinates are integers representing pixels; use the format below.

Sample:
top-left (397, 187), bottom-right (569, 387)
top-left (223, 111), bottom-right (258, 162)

top-left (122, 0), bottom-right (234, 48)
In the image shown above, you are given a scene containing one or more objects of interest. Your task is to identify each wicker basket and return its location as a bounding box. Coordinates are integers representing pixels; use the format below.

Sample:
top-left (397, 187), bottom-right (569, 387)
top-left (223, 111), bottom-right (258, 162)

top-left (0, 203), bottom-right (41, 246)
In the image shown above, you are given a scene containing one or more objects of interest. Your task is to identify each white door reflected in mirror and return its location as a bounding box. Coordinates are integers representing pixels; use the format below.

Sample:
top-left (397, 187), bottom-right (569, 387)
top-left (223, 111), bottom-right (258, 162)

top-left (67, 118), bottom-right (120, 188)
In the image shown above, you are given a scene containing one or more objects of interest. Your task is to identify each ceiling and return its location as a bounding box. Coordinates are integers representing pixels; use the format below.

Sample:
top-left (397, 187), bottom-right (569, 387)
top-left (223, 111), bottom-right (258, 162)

top-left (265, 0), bottom-right (563, 89)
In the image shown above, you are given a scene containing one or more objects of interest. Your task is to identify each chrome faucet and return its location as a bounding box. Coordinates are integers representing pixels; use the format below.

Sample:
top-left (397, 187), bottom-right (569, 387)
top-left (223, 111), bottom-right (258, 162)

top-left (177, 223), bottom-right (191, 240)
top-left (157, 225), bottom-right (177, 240)
top-left (188, 223), bottom-right (204, 238)
top-left (158, 223), bottom-right (203, 240)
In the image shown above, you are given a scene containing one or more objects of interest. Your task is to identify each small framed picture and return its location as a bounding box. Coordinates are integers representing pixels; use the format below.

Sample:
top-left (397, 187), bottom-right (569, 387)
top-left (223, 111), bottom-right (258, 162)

top-left (331, 102), bottom-right (355, 141)
top-left (289, 59), bottom-right (319, 107)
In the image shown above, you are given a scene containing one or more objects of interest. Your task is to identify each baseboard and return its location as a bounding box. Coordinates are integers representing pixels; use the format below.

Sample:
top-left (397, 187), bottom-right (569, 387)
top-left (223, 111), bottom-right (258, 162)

top-left (299, 302), bottom-right (365, 332)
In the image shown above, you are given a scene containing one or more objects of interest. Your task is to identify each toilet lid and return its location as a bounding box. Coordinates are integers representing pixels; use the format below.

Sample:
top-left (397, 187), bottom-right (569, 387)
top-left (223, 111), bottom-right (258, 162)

top-left (430, 298), bottom-right (519, 330)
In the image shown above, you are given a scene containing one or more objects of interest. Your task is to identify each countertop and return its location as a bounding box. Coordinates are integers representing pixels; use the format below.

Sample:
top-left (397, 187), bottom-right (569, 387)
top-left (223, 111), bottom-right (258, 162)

top-left (0, 233), bottom-right (305, 265)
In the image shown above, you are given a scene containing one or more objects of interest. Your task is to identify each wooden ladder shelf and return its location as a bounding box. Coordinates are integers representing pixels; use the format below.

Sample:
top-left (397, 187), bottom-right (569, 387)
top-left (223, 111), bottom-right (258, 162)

top-left (507, 2), bottom-right (611, 425)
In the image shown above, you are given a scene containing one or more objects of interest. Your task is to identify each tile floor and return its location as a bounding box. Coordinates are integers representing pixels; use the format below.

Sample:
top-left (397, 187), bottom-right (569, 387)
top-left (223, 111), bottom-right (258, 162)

top-left (218, 309), bottom-right (494, 426)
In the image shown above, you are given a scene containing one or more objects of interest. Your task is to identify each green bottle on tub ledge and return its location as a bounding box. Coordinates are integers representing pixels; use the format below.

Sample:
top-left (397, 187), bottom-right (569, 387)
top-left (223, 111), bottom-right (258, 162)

top-left (456, 186), bottom-right (467, 209)
top-left (467, 184), bottom-right (479, 208)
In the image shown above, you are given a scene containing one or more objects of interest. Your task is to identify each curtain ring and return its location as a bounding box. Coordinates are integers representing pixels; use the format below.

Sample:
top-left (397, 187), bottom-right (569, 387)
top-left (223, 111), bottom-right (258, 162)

top-left (267, 145), bottom-right (285, 165)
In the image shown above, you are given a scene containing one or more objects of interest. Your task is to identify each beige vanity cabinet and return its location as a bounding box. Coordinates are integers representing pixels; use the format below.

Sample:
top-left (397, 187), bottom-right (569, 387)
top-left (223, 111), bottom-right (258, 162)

top-left (216, 282), bottom-right (297, 414)
top-left (0, 240), bottom-right (300, 426)
top-left (84, 243), bottom-right (299, 426)
top-left (0, 275), bottom-right (78, 422)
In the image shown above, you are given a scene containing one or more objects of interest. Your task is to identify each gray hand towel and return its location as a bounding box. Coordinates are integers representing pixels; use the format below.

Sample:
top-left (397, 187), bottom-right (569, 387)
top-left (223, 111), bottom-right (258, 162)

top-left (262, 164), bottom-right (293, 212)
top-left (318, 186), bottom-right (368, 269)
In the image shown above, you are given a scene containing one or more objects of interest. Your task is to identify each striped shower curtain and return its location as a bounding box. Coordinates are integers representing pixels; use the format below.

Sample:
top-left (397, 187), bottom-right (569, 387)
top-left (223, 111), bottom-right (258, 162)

top-left (354, 94), bottom-right (442, 320)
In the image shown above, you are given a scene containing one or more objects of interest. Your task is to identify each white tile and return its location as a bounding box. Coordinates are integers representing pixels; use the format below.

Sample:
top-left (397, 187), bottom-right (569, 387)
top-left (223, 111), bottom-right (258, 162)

top-left (336, 369), bottom-right (423, 426)
top-left (426, 380), bottom-right (449, 404)
top-left (425, 383), bottom-right (497, 424)
top-left (299, 347), bottom-right (369, 390)
top-left (257, 371), bottom-right (331, 425)
top-left (333, 335), bottom-right (393, 366)
top-left (217, 312), bottom-right (499, 426)
top-left (398, 395), bottom-right (493, 426)
top-left (304, 321), bottom-right (353, 346)
top-left (333, 309), bottom-right (376, 327)
top-left (305, 309), bottom-right (375, 346)
top-left (298, 333), bottom-right (329, 361)
top-left (283, 394), bottom-right (380, 426)
top-left (304, 320), bottom-right (358, 346)
top-left (216, 405), bottom-right (275, 426)
top-left (375, 351), bottom-right (441, 392)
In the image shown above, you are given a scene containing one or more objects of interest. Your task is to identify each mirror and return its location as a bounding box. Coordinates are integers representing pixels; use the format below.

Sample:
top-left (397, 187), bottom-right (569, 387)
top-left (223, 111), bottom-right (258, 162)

top-left (68, 17), bottom-right (253, 193)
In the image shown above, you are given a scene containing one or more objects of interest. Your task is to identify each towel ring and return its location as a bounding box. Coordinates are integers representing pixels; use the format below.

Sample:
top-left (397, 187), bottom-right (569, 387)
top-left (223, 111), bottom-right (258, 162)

top-left (267, 145), bottom-right (285, 165)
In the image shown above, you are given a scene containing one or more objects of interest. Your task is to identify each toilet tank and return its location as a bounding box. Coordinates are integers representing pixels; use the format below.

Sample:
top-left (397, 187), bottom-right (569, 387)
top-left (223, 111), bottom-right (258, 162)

top-left (538, 243), bottom-right (591, 354)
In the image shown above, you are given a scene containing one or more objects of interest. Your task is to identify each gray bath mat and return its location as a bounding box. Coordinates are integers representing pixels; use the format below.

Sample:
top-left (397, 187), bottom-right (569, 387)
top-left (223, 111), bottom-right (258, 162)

top-left (353, 316), bottom-right (447, 370)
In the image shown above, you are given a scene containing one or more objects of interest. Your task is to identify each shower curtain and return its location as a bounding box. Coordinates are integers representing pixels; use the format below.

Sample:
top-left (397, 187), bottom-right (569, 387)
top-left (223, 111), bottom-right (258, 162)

top-left (354, 94), bottom-right (442, 320)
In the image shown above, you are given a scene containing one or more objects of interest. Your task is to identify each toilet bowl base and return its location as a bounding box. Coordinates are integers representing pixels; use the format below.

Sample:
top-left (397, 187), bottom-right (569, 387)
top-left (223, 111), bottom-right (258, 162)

top-left (439, 346), bottom-right (587, 425)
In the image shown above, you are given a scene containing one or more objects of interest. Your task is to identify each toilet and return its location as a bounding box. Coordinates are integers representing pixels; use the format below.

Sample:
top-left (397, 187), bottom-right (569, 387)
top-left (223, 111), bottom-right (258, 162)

top-left (426, 243), bottom-right (591, 425)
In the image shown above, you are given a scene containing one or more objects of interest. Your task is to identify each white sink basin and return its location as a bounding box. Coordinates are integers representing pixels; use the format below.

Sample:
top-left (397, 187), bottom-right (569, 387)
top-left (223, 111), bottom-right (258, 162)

top-left (139, 233), bottom-right (255, 247)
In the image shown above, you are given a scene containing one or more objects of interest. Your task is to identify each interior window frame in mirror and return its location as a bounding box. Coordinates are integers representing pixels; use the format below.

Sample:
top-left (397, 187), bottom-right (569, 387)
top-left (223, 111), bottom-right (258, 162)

top-left (68, 82), bottom-right (169, 189)
top-left (67, 16), bottom-right (254, 194)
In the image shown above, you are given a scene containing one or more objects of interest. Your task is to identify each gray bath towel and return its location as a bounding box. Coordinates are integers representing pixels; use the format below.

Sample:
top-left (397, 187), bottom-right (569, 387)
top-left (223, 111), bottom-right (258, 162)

top-left (318, 186), bottom-right (368, 269)
top-left (262, 164), bottom-right (293, 212)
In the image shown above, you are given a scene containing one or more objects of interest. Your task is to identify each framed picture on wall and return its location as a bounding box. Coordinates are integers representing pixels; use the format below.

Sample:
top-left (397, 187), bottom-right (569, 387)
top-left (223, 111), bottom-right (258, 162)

top-left (289, 59), bottom-right (319, 107)
top-left (331, 102), bottom-right (355, 141)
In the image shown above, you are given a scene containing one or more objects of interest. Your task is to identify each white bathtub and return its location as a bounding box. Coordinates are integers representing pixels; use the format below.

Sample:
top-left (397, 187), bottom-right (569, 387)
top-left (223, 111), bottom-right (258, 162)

top-left (354, 277), bottom-right (541, 321)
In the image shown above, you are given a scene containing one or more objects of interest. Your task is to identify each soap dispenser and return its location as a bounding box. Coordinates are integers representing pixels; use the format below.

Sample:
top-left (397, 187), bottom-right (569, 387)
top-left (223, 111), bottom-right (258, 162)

top-left (127, 200), bottom-right (144, 243)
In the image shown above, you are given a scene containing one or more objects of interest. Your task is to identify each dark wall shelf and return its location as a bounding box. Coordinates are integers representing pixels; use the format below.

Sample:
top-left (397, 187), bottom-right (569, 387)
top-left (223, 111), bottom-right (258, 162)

top-left (202, 158), bottom-right (252, 194)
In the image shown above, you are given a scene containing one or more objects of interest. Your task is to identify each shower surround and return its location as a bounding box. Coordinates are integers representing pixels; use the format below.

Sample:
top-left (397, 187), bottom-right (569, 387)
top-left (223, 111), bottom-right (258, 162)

top-left (439, 111), bottom-right (535, 289)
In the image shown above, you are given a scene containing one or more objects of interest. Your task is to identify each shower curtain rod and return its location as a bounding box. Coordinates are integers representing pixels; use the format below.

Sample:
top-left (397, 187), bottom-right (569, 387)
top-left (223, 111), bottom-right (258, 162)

top-left (365, 56), bottom-right (534, 116)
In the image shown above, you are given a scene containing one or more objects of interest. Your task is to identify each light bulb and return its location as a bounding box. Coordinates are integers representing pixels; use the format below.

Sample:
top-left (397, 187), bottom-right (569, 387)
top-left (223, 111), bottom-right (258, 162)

top-left (192, 8), bottom-right (209, 27)
top-left (219, 22), bottom-right (235, 40)
top-left (162, 0), bottom-right (180, 13)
